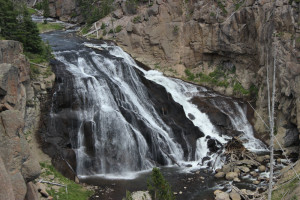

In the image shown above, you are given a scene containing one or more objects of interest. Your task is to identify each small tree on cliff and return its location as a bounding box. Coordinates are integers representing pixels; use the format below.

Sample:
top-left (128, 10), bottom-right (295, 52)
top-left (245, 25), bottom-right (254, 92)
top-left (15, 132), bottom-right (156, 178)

top-left (147, 168), bottom-right (175, 200)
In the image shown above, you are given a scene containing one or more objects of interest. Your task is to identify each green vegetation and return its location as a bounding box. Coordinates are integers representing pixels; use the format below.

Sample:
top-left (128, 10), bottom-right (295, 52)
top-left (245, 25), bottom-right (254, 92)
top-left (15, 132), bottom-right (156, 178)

top-left (126, 0), bottom-right (138, 14)
top-left (101, 22), bottom-right (106, 29)
top-left (233, 81), bottom-right (249, 95)
top-left (216, 0), bottom-right (227, 14)
top-left (147, 168), bottom-right (175, 200)
top-left (0, 0), bottom-right (43, 53)
top-left (183, 65), bottom-right (258, 98)
top-left (133, 16), bottom-right (141, 23)
top-left (42, 0), bottom-right (50, 19)
top-left (234, 0), bottom-right (244, 10)
top-left (115, 25), bottom-right (123, 33)
top-left (27, 7), bottom-right (37, 15)
top-left (122, 191), bottom-right (133, 200)
top-left (210, 12), bottom-right (216, 17)
top-left (185, 69), bottom-right (196, 81)
top-left (103, 29), bottom-right (107, 36)
top-left (81, 24), bottom-right (92, 35)
top-left (271, 177), bottom-right (299, 200)
top-left (37, 23), bottom-right (63, 33)
top-left (173, 25), bottom-right (179, 34)
top-left (40, 162), bottom-right (93, 200)
top-left (77, 0), bottom-right (114, 26)
top-left (154, 64), bottom-right (161, 70)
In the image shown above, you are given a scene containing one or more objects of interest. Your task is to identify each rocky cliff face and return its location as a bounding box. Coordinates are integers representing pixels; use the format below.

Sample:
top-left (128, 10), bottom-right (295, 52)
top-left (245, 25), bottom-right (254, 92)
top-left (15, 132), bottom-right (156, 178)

top-left (86, 0), bottom-right (300, 157)
top-left (49, 0), bottom-right (81, 23)
top-left (0, 40), bottom-right (41, 200)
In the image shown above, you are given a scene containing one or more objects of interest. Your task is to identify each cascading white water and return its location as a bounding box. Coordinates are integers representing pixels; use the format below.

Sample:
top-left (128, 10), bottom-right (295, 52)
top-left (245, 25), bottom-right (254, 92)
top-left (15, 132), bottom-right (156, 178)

top-left (48, 35), bottom-right (267, 178)
top-left (53, 48), bottom-right (190, 176)
top-left (96, 42), bottom-right (267, 170)
top-left (211, 100), bottom-right (267, 151)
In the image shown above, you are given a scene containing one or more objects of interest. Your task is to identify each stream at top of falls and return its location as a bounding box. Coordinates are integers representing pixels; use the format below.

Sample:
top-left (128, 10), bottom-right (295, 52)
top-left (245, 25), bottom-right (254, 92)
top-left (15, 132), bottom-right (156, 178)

top-left (41, 28), bottom-right (268, 200)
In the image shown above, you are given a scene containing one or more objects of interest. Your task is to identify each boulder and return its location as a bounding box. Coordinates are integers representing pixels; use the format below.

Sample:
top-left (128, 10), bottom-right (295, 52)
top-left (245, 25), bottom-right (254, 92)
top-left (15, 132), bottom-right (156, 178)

top-left (215, 192), bottom-right (230, 200)
top-left (221, 164), bottom-right (231, 173)
top-left (132, 191), bottom-right (151, 200)
top-left (233, 177), bottom-right (241, 182)
top-left (225, 172), bottom-right (238, 180)
top-left (238, 166), bottom-right (250, 173)
top-left (258, 165), bottom-right (266, 172)
top-left (147, 4), bottom-right (159, 16)
top-left (0, 156), bottom-right (15, 200)
top-left (250, 171), bottom-right (259, 177)
top-left (25, 182), bottom-right (39, 200)
top-left (229, 191), bottom-right (241, 200)
top-left (126, 22), bottom-right (133, 32)
top-left (215, 172), bottom-right (225, 178)
top-left (113, 9), bottom-right (124, 19)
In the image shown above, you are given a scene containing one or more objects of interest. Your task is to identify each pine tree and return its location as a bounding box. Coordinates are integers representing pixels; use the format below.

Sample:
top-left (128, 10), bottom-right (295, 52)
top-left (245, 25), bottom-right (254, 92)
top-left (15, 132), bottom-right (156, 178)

top-left (147, 168), bottom-right (175, 200)
top-left (0, 0), bottom-right (18, 39)
top-left (0, 0), bottom-right (42, 53)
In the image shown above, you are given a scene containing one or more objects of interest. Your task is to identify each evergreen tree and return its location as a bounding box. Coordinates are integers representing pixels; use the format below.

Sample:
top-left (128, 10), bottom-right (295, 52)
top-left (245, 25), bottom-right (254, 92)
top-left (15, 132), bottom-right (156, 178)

top-left (20, 8), bottom-right (42, 53)
top-left (147, 168), bottom-right (175, 200)
top-left (0, 0), bottom-right (42, 53)
top-left (0, 0), bottom-right (18, 39)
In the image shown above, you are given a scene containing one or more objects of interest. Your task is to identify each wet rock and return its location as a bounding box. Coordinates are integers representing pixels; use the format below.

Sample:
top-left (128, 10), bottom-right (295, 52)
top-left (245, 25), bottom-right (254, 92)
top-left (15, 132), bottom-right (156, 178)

top-left (238, 166), bottom-right (250, 173)
top-left (258, 165), bottom-right (266, 172)
top-left (225, 172), bottom-right (238, 180)
top-left (250, 171), bottom-right (259, 177)
top-left (215, 191), bottom-right (230, 200)
top-left (222, 164), bottom-right (231, 173)
top-left (233, 177), bottom-right (241, 182)
top-left (132, 191), bottom-right (151, 200)
top-left (188, 113), bottom-right (195, 120)
top-left (233, 168), bottom-right (240, 174)
top-left (214, 190), bottom-right (222, 196)
top-left (256, 156), bottom-right (265, 163)
top-left (229, 191), bottom-right (241, 200)
top-left (215, 172), bottom-right (225, 178)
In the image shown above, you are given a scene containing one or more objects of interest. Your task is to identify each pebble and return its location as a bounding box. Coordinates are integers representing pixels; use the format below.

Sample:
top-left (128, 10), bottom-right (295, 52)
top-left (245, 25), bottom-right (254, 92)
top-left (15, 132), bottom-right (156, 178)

top-left (179, 191), bottom-right (183, 194)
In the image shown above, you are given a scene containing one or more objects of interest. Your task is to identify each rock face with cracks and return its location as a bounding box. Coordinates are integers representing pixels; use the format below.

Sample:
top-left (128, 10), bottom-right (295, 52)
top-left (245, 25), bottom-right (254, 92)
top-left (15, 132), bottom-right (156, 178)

top-left (0, 40), bottom-right (41, 200)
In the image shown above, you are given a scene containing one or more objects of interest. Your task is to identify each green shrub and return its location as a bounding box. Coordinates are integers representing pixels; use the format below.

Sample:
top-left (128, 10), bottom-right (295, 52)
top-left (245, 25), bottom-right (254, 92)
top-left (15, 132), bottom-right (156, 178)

top-left (233, 82), bottom-right (249, 95)
top-left (217, 0), bottom-right (227, 14)
top-left (101, 22), bottom-right (106, 29)
top-left (133, 16), bottom-right (141, 23)
top-left (27, 7), bottom-right (37, 15)
top-left (173, 25), bottom-right (179, 34)
top-left (103, 29), bottom-right (107, 36)
top-left (122, 191), bottom-right (133, 200)
top-left (115, 25), bottom-right (122, 33)
top-left (147, 168), bottom-right (175, 200)
top-left (185, 69), bottom-right (195, 81)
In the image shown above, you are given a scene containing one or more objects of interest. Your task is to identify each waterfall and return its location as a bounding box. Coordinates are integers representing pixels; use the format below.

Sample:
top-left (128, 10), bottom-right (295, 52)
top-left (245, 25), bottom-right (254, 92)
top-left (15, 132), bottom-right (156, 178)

top-left (47, 33), bottom-right (266, 177)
